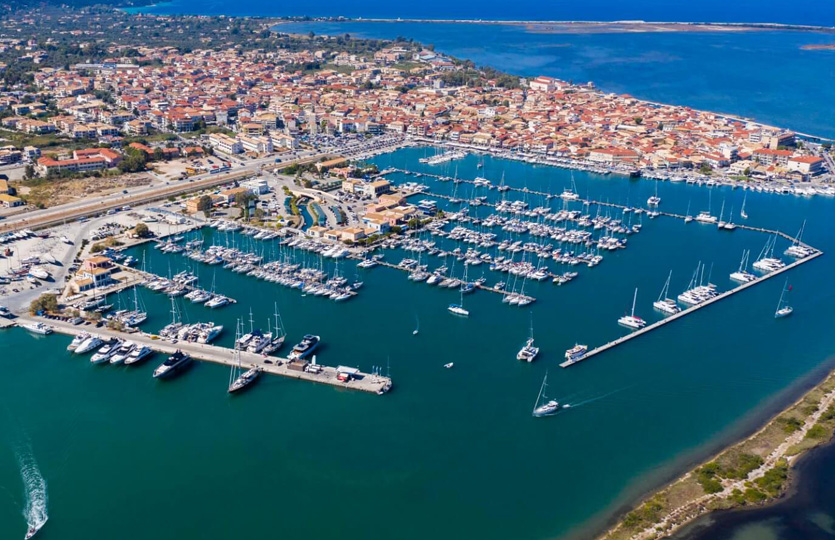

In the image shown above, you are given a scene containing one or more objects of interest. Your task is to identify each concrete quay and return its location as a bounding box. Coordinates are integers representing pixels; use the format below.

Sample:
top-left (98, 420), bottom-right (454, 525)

top-left (16, 315), bottom-right (392, 395)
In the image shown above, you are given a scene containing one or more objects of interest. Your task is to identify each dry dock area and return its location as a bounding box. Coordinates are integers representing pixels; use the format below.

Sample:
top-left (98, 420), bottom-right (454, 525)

top-left (15, 316), bottom-right (392, 395)
top-left (560, 251), bottom-right (823, 368)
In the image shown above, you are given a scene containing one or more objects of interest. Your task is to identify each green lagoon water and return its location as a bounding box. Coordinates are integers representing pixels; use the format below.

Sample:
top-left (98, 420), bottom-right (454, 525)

top-left (3, 147), bottom-right (835, 540)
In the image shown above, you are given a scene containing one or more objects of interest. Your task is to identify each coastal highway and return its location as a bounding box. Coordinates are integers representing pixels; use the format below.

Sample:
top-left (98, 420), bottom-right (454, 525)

top-left (0, 153), bottom-right (331, 235)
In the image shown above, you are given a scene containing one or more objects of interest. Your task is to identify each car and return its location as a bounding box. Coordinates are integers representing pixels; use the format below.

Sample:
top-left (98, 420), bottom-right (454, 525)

top-left (122, 189), bottom-right (128, 194)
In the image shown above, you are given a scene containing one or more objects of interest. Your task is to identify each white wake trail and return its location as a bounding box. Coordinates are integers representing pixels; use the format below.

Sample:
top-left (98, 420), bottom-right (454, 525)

top-left (16, 444), bottom-right (48, 533)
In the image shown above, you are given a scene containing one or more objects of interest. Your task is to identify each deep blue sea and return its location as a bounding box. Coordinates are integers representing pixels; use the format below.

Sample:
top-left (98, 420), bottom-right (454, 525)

top-left (133, 0), bottom-right (835, 27)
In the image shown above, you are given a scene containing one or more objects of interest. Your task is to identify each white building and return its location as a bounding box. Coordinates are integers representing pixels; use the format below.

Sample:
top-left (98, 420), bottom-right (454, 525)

top-left (208, 133), bottom-right (243, 155)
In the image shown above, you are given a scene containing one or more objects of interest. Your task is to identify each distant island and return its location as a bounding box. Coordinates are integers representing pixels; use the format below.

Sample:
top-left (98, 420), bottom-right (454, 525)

top-left (276, 17), bottom-right (835, 35)
top-left (801, 43), bottom-right (835, 50)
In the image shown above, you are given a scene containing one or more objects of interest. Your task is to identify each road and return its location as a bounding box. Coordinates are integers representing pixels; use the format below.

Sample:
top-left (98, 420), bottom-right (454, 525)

top-left (0, 153), bottom-right (331, 235)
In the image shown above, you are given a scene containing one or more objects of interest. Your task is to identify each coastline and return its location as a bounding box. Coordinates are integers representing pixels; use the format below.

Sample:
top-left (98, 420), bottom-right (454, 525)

top-left (596, 360), bottom-right (835, 540)
top-left (270, 18), bottom-right (835, 35)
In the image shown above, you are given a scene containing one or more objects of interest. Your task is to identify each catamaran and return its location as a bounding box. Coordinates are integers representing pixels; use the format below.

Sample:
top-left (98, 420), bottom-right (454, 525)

top-left (775, 280), bottom-right (793, 318)
top-left (653, 270), bottom-right (681, 315)
top-left (647, 182), bottom-right (661, 207)
top-left (516, 317), bottom-right (539, 362)
top-left (784, 221), bottom-right (814, 258)
top-left (729, 250), bottom-right (757, 283)
top-left (618, 287), bottom-right (646, 329)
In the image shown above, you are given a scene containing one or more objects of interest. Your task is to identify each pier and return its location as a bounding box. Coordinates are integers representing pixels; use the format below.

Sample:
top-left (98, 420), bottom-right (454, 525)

top-left (15, 315), bottom-right (392, 394)
top-left (560, 251), bottom-right (823, 368)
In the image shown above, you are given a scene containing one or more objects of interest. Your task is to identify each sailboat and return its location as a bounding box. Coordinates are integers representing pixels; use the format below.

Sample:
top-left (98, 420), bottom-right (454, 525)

top-left (774, 280), bottom-right (793, 318)
top-left (740, 194), bottom-right (748, 219)
top-left (448, 285), bottom-right (469, 316)
top-left (516, 316), bottom-right (539, 362)
top-left (684, 201), bottom-right (693, 223)
top-left (228, 320), bottom-right (262, 394)
top-left (717, 200), bottom-right (726, 228)
top-left (647, 182), bottom-right (661, 207)
top-left (618, 288), bottom-right (646, 329)
top-left (413, 314), bottom-right (420, 336)
top-left (532, 372), bottom-right (567, 418)
top-left (653, 270), bottom-right (681, 315)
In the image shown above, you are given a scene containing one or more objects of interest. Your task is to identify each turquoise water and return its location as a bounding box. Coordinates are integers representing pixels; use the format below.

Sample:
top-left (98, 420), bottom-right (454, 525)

top-left (275, 21), bottom-right (835, 138)
top-left (3, 147), bottom-right (835, 540)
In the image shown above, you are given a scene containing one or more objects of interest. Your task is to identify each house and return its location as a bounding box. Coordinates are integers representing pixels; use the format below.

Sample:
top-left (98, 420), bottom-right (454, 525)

top-left (0, 194), bottom-right (23, 207)
top-left (73, 256), bottom-right (117, 292)
top-left (208, 133), bottom-right (243, 154)
top-left (787, 156), bottom-right (824, 175)
top-left (37, 148), bottom-right (122, 175)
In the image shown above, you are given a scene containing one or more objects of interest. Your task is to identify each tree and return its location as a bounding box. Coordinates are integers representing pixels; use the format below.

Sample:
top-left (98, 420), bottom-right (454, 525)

top-left (133, 222), bottom-right (150, 238)
top-left (30, 293), bottom-right (58, 315)
top-left (196, 195), bottom-right (213, 218)
top-left (24, 164), bottom-right (36, 180)
top-left (699, 162), bottom-right (713, 175)
top-left (234, 191), bottom-right (257, 220)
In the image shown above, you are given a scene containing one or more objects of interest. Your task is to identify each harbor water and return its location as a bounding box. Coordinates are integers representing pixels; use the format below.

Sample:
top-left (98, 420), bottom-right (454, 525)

top-left (2, 147), bottom-right (835, 540)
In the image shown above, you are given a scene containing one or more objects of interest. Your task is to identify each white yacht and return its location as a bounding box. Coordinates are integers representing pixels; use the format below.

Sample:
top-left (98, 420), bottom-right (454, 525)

top-left (653, 270), bottom-right (681, 315)
top-left (695, 211), bottom-right (717, 224)
top-left (563, 344), bottom-right (588, 366)
top-left (205, 295), bottom-right (230, 309)
top-left (618, 288), bottom-right (647, 329)
top-left (109, 341), bottom-right (136, 365)
top-left (774, 280), bottom-right (793, 319)
top-left (91, 339), bottom-right (122, 364)
top-left (74, 335), bottom-right (103, 354)
top-left (21, 322), bottom-right (53, 335)
top-left (124, 345), bottom-right (154, 365)
top-left (67, 332), bottom-right (90, 352)
top-left (532, 372), bottom-right (565, 418)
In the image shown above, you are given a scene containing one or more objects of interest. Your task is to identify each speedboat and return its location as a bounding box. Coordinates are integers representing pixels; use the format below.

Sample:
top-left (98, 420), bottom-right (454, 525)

top-left (444, 362), bottom-right (454, 369)
top-left (153, 350), bottom-right (192, 379)
top-left (516, 338), bottom-right (539, 362)
top-left (288, 334), bottom-right (321, 360)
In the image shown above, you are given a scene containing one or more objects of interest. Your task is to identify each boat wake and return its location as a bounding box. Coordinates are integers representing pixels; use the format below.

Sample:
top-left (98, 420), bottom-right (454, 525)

top-left (566, 386), bottom-right (633, 409)
top-left (16, 443), bottom-right (48, 537)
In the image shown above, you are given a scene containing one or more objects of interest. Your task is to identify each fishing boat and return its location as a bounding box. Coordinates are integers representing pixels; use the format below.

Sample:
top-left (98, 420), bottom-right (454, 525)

top-left (653, 270), bottom-right (681, 315)
top-left (532, 372), bottom-right (565, 418)
top-left (618, 288), bottom-right (646, 329)
top-left (775, 280), bottom-right (794, 318)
